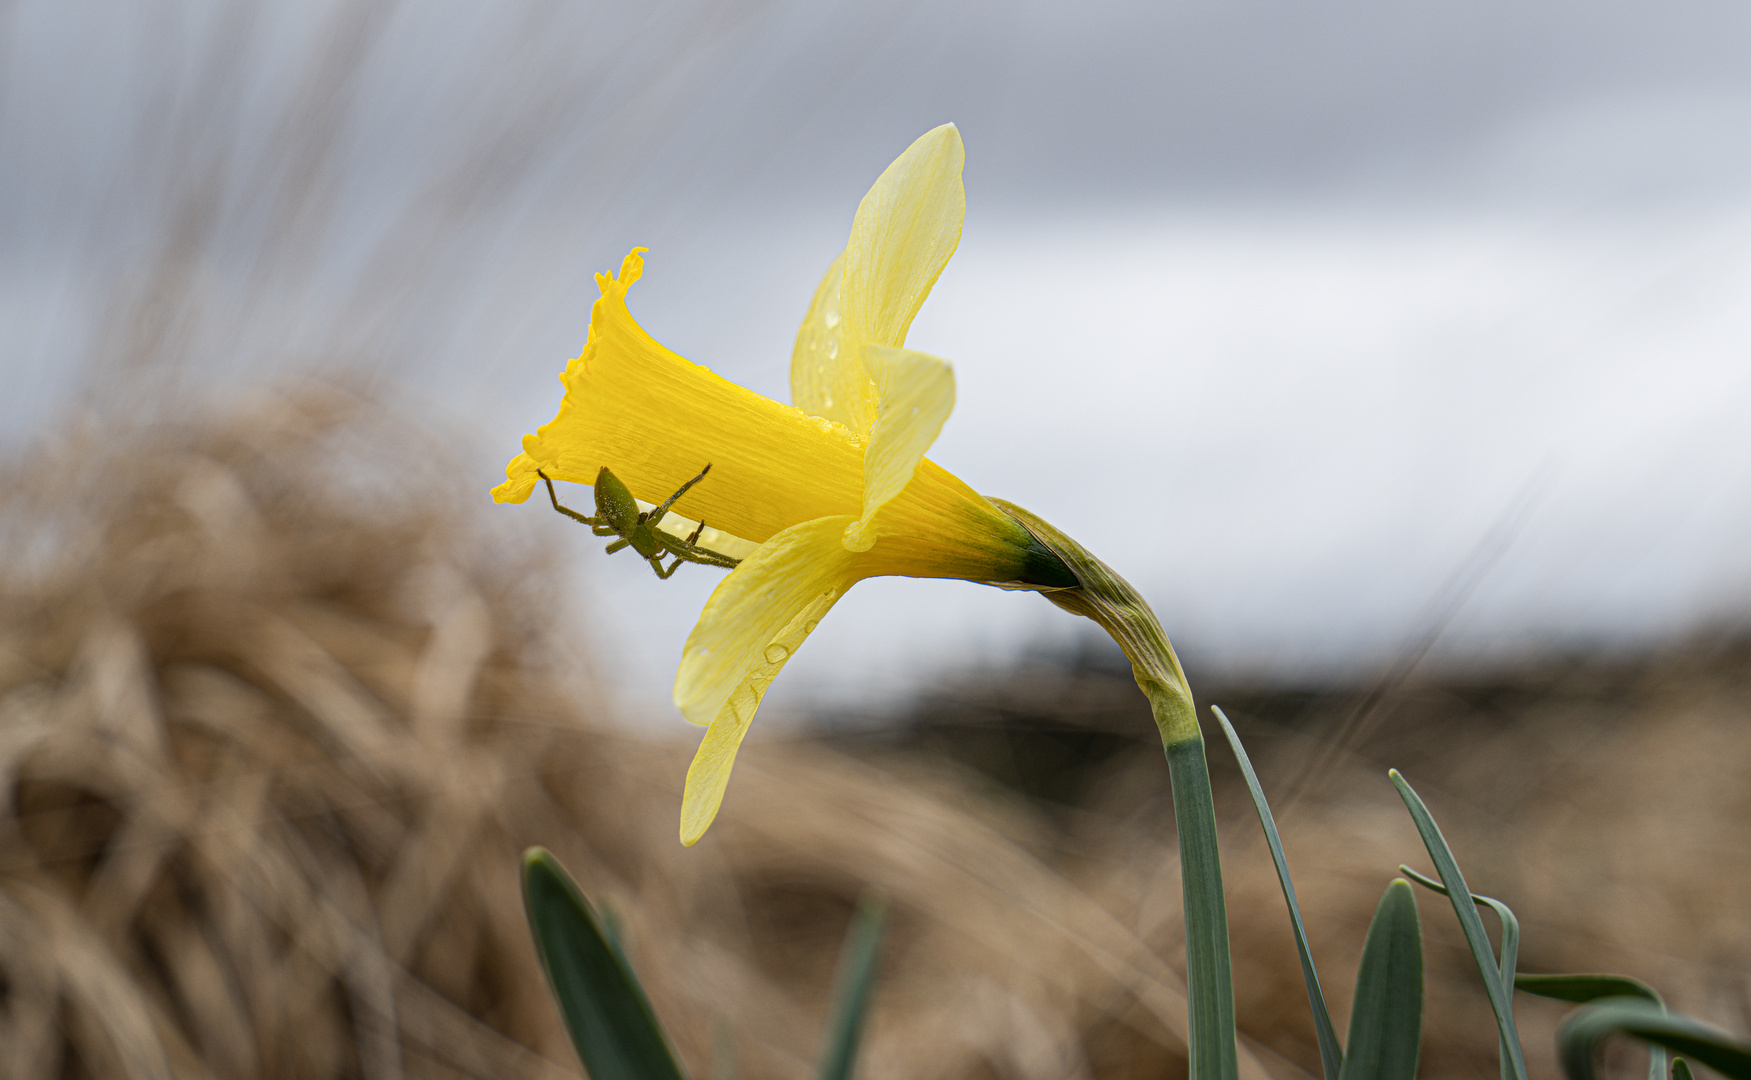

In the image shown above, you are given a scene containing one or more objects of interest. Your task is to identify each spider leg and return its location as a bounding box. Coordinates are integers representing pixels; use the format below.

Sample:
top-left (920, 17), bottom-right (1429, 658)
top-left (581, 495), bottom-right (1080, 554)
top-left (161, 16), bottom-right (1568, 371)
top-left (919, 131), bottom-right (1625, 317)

top-left (652, 527), bottom-right (742, 570)
top-left (651, 555), bottom-right (682, 579)
top-left (649, 463), bottom-right (714, 522)
top-left (538, 469), bottom-right (606, 528)
top-left (605, 538), bottom-right (631, 554)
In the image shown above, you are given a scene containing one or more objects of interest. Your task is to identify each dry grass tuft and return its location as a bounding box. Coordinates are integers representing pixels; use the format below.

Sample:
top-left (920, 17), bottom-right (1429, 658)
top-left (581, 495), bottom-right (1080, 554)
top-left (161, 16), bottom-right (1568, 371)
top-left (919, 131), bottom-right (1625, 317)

top-left (0, 387), bottom-right (589, 1079)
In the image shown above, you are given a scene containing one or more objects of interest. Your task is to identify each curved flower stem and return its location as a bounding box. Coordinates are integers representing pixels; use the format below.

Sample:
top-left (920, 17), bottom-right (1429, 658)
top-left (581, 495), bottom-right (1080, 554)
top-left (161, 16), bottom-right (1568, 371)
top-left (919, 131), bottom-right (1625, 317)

top-left (993, 501), bottom-right (1238, 1080)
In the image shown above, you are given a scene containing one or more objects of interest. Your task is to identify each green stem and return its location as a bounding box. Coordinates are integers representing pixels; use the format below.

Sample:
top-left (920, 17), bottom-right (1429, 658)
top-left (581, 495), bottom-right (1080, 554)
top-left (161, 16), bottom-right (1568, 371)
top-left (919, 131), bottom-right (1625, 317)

top-left (993, 500), bottom-right (1237, 1080)
top-left (1166, 732), bottom-right (1240, 1080)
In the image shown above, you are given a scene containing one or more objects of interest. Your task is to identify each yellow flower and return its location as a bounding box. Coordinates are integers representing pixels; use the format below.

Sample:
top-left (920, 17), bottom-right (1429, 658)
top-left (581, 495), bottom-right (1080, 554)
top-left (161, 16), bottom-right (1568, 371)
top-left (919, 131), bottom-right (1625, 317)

top-left (493, 124), bottom-right (1074, 844)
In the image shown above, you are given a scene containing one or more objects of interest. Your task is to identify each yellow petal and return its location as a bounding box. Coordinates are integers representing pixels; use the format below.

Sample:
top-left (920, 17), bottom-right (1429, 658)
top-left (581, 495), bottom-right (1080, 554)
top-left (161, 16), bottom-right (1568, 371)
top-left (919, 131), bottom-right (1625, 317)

top-left (677, 593), bottom-right (843, 845)
top-left (675, 516), bottom-right (865, 844)
top-left (840, 123), bottom-right (965, 356)
top-left (673, 515), bottom-right (863, 726)
top-left (790, 250), bottom-right (876, 432)
top-left (844, 345), bottom-right (956, 552)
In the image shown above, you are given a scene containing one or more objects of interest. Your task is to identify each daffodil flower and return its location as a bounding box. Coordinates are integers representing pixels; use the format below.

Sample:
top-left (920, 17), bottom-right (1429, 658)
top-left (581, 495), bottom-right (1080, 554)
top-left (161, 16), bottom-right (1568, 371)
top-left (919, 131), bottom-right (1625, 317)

top-left (492, 125), bottom-right (1074, 844)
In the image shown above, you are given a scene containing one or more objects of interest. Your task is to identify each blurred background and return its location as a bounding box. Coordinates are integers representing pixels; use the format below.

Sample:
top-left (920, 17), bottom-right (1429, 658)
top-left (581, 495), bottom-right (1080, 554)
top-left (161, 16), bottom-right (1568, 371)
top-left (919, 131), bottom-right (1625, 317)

top-left (3, 1), bottom-right (1750, 1078)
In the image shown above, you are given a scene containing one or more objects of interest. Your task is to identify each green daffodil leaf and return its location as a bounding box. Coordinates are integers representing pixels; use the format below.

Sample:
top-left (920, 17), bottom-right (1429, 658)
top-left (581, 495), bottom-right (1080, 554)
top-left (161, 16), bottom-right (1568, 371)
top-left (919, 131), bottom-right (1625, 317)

top-left (1338, 880), bottom-right (1423, 1080)
top-left (522, 848), bottom-right (690, 1080)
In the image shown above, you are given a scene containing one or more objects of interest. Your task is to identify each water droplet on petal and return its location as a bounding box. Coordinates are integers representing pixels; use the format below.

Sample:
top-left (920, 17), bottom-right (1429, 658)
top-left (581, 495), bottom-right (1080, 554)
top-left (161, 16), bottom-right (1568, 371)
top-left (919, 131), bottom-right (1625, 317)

top-left (826, 342), bottom-right (839, 360)
top-left (823, 310), bottom-right (840, 329)
top-left (803, 620), bottom-right (819, 634)
top-left (763, 643), bottom-right (790, 664)
top-left (822, 392), bottom-right (833, 407)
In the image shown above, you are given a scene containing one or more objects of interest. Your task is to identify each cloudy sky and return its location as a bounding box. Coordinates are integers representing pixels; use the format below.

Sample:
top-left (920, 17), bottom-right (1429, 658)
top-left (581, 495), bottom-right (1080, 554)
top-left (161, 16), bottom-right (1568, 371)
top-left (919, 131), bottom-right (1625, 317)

top-left (6, 0), bottom-right (1751, 722)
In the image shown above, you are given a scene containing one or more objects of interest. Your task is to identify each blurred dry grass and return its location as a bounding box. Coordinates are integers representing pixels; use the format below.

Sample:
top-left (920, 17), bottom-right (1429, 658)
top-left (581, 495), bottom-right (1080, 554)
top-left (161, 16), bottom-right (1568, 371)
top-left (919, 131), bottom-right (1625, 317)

top-left (3, 385), bottom-right (1748, 1080)
top-left (0, 388), bottom-right (583, 1079)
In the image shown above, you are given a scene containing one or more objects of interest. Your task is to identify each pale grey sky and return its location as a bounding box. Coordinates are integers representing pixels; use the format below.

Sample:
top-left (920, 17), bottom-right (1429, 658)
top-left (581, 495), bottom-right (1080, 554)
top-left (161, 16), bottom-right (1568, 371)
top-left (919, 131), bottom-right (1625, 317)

top-left (5, 0), bottom-right (1751, 718)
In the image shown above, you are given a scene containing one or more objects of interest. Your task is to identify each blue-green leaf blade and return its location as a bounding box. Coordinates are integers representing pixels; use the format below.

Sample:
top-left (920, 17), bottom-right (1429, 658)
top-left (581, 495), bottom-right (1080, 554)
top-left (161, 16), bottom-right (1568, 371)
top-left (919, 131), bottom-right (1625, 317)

top-left (1213, 706), bottom-right (1343, 1080)
top-left (1389, 770), bottom-right (1527, 1080)
top-left (816, 891), bottom-right (888, 1080)
top-left (1398, 865), bottom-right (1521, 1080)
top-left (1397, 867), bottom-right (1519, 989)
top-left (1165, 735), bottom-right (1241, 1080)
top-left (1513, 972), bottom-right (1667, 1079)
top-left (1672, 1057), bottom-right (1695, 1080)
top-left (1514, 973), bottom-right (1663, 1007)
top-left (522, 847), bottom-right (690, 1080)
top-left (1558, 999), bottom-right (1751, 1080)
top-left (1338, 879), bottom-right (1423, 1080)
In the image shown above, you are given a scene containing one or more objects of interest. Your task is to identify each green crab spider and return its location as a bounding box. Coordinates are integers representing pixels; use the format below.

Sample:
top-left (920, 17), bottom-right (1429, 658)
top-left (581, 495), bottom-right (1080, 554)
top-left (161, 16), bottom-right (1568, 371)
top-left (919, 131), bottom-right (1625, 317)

top-left (538, 465), bottom-right (743, 579)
